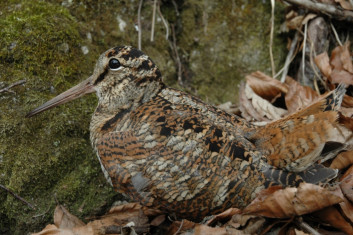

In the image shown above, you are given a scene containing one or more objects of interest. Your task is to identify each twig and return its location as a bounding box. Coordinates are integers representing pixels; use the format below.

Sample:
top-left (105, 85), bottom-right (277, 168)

top-left (150, 0), bottom-right (157, 42)
top-left (285, 0), bottom-right (353, 22)
top-left (171, 0), bottom-right (180, 16)
top-left (302, 22), bottom-right (308, 83)
top-left (0, 80), bottom-right (26, 93)
top-left (137, 0), bottom-right (144, 50)
top-left (309, 40), bottom-right (327, 92)
top-left (279, 31), bottom-right (299, 82)
top-left (270, 0), bottom-right (276, 77)
top-left (157, 1), bottom-right (169, 40)
top-left (170, 24), bottom-right (183, 86)
top-left (296, 217), bottom-right (321, 235)
top-left (330, 23), bottom-right (343, 46)
top-left (0, 184), bottom-right (35, 210)
top-left (173, 219), bottom-right (184, 235)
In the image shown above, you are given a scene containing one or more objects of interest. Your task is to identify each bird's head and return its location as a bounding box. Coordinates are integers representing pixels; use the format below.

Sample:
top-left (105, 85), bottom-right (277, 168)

top-left (26, 46), bottom-right (163, 117)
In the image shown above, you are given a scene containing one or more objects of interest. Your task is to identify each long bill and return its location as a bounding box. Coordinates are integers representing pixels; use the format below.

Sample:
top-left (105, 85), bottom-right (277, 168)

top-left (26, 76), bottom-right (95, 118)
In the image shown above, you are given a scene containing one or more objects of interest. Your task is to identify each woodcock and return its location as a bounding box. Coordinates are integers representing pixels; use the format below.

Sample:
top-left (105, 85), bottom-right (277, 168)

top-left (27, 46), bottom-right (345, 220)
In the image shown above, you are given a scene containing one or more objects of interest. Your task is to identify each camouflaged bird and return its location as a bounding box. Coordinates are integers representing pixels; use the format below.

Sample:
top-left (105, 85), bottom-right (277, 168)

top-left (27, 46), bottom-right (345, 220)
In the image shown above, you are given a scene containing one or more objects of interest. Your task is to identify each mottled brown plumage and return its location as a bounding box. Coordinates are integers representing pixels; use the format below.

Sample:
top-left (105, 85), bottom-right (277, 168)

top-left (27, 46), bottom-right (344, 220)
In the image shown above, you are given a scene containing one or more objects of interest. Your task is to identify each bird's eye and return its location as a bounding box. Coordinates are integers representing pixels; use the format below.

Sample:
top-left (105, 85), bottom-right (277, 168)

top-left (108, 58), bottom-right (121, 71)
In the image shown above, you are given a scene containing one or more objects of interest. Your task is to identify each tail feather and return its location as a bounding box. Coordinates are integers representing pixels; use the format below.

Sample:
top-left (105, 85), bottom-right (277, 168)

top-left (251, 84), bottom-right (346, 172)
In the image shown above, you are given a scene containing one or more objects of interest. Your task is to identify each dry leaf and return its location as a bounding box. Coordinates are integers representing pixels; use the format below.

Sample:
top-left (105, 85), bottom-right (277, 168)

top-left (315, 52), bottom-right (332, 78)
top-left (34, 203), bottom-right (150, 235)
top-left (330, 69), bottom-right (353, 85)
top-left (335, 0), bottom-right (353, 10)
top-left (343, 94), bottom-right (353, 108)
top-left (330, 150), bottom-right (353, 169)
top-left (193, 225), bottom-right (229, 235)
top-left (245, 84), bottom-right (287, 121)
top-left (239, 82), bottom-right (267, 121)
top-left (301, 13), bottom-right (317, 25)
top-left (206, 208), bottom-right (241, 226)
top-left (167, 219), bottom-right (196, 235)
top-left (339, 197), bottom-right (353, 223)
top-left (150, 214), bottom-right (165, 227)
top-left (54, 205), bottom-right (85, 229)
top-left (246, 71), bottom-right (288, 102)
top-left (227, 214), bottom-right (265, 234)
top-left (329, 41), bottom-right (353, 86)
top-left (314, 206), bottom-right (353, 234)
top-left (331, 41), bottom-right (353, 72)
top-left (340, 174), bottom-right (353, 204)
top-left (243, 183), bottom-right (343, 218)
top-left (286, 15), bottom-right (305, 30)
top-left (285, 77), bottom-right (320, 113)
top-left (32, 224), bottom-right (73, 235)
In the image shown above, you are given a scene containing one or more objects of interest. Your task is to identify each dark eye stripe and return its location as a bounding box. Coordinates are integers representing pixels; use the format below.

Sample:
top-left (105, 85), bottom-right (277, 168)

top-left (94, 66), bottom-right (109, 85)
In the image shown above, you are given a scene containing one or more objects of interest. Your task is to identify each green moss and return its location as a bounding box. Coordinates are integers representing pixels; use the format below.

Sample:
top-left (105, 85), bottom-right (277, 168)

top-left (0, 1), bottom-right (116, 233)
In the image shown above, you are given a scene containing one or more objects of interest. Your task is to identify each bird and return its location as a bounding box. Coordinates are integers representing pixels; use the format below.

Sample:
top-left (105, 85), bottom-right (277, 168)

top-left (26, 46), bottom-right (345, 220)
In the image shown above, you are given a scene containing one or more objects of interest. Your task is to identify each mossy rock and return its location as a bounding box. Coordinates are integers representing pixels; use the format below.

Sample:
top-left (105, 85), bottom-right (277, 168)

top-left (0, 0), bottom-right (287, 233)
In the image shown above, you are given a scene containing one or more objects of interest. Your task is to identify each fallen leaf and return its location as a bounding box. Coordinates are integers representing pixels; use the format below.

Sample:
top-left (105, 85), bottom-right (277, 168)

top-left (331, 41), bottom-right (353, 72)
top-left (340, 174), bottom-right (353, 204)
top-left (315, 52), bottom-right (332, 78)
top-left (301, 13), bottom-right (317, 25)
top-left (227, 214), bottom-right (265, 234)
top-left (167, 219), bottom-right (196, 235)
top-left (32, 224), bottom-right (72, 235)
top-left (284, 77), bottom-right (320, 113)
top-left (54, 205), bottom-right (85, 229)
top-left (193, 225), bottom-right (229, 235)
top-left (342, 93), bottom-right (353, 108)
top-left (314, 206), bottom-right (353, 234)
top-left (246, 71), bottom-right (288, 102)
top-left (330, 69), bottom-right (353, 85)
top-left (335, 0), bottom-right (353, 10)
top-left (206, 208), bottom-right (241, 226)
top-left (330, 150), bottom-right (353, 169)
top-left (329, 41), bottom-right (353, 86)
top-left (150, 214), bottom-right (165, 226)
top-left (339, 197), bottom-right (353, 223)
top-left (34, 203), bottom-right (151, 235)
top-left (245, 84), bottom-right (288, 121)
top-left (243, 183), bottom-right (344, 218)
top-left (294, 229), bottom-right (310, 235)
top-left (239, 82), bottom-right (268, 121)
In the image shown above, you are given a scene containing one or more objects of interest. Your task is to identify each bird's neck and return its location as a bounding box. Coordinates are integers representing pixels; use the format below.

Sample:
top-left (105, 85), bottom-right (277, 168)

top-left (89, 80), bottom-right (164, 146)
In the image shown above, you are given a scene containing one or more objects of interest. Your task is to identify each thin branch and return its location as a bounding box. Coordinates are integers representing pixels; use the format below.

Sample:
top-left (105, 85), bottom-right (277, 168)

top-left (157, 1), bottom-right (169, 40)
top-left (296, 217), bottom-right (321, 235)
top-left (0, 184), bottom-right (35, 210)
top-left (270, 0), bottom-right (276, 77)
top-left (285, 0), bottom-right (353, 22)
top-left (330, 23), bottom-right (343, 46)
top-left (0, 80), bottom-right (26, 93)
top-left (279, 31), bottom-right (299, 82)
top-left (171, 0), bottom-right (180, 16)
top-left (302, 22), bottom-right (308, 83)
top-left (137, 0), bottom-right (144, 50)
top-left (173, 219), bottom-right (184, 235)
top-left (150, 0), bottom-right (157, 42)
top-left (170, 24), bottom-right (183, 86)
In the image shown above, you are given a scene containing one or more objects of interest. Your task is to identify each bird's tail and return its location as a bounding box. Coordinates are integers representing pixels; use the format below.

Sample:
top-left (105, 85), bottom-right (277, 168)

top-left (250, 84), bottom-right (346, 173)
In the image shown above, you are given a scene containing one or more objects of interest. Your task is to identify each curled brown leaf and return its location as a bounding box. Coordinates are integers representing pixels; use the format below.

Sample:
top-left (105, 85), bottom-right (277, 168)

top-left (243, 183), bottom-right (343, 218)
top-left (314, 52), bottom-right (332, 78)
top-left (285, 77), bottom-right (320, 113)
top-left (330, 150), bottom-right (353, 169)
top-left (246, 71), bottom-right (288, 102)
